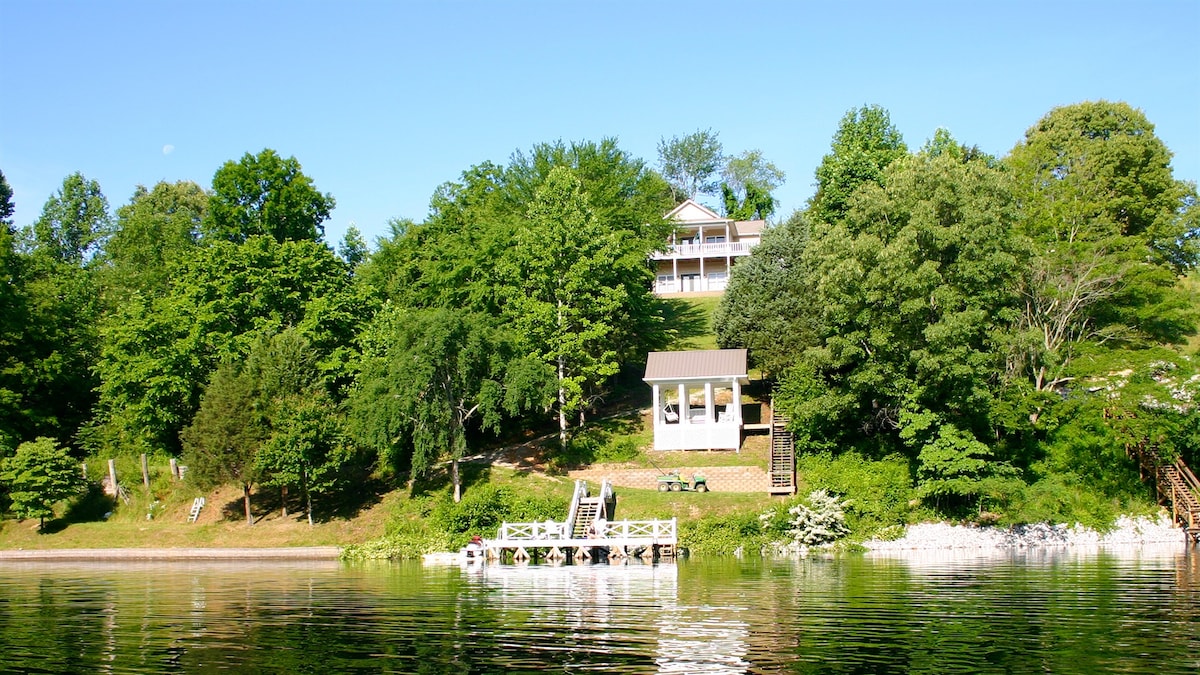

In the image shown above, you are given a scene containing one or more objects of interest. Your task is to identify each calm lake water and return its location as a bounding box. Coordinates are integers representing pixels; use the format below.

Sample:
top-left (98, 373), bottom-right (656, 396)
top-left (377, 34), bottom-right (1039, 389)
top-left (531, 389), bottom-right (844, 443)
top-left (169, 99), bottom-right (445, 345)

top-left (0, 546), bottom-right (1196, 674)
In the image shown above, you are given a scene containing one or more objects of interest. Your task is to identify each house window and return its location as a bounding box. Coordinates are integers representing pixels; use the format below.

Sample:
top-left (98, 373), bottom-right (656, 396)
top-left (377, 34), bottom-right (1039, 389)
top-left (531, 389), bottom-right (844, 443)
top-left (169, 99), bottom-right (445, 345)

top-left (656, 274), bottom-right (676, 292)
top-left (705, 235), bottom-right (726, 244)
top-left (707, 271), bottom-right (728, 290)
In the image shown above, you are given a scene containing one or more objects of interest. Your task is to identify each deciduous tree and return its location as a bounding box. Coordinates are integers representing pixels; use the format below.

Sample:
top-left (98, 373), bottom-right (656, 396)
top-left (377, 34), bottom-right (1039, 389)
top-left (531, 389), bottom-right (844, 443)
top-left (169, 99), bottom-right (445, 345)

top-left (205, 149), bottom-right (334, 244)
top-left (809, 105), bottom-right (907, 225)
top-left (657, 128), bottom-right (724, 202)
top-left (0, 437), bottom-right (85, 530)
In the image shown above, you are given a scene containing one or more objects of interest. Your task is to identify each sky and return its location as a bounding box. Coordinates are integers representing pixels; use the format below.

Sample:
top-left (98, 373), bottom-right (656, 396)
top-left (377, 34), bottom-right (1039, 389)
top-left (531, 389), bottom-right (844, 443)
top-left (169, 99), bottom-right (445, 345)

top-left (2, 0), bottom-right (1198, 248)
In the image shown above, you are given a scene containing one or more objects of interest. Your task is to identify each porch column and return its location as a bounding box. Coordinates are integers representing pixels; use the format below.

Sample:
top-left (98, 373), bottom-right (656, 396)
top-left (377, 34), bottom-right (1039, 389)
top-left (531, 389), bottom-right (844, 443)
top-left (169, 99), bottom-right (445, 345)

top-left (652, 384), bottom-right (661, 426)
top-left (732, 379), bottom-right (742, 422)
top-left (678, 384), bottom-right (688, 424)
top-left (705, 382), bottom-right (714, 423)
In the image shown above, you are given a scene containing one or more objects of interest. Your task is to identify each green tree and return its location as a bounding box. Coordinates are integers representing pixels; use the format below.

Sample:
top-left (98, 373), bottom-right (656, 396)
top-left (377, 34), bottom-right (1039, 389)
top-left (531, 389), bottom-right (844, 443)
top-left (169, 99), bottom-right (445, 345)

top-left (350, 306), bottom-right (550, 500)
top-left (720, 149), bottom-right (786, 220)
top-left (20, 172), bottom-right (111, 265)
top-left (657, 128), bottom-right (724, 201)
top-left (243, 327), bottom-right (360, 523)
top-left (89, 237), bottom-right (366, 456)
top-left (713, 211), bottom-right (816, 375)
top-left (256, 392), bottom-right (355, 524)
top-left (8, 174), bottom-right (108, 445)
top-left (776, 151), bottom-right (1021, 457)
top-left (102, 181), bottom-right (206, 300)
top-left (501, 167), bottom-right (629, 450)
top-left (337, 224), bottom-right (368, 268)
top-left (205, 149), bottom-right (335, 244)
top-left (0, 170), bottom-right (23, 448)
top-left (180, 361), bottom-right (263, 524)
top-left (1004, 102), bottom-right (1197, 405)
top-left (0, 437), bottom-right (85, 530)
top-left (809, 104), bottom-right (907, 225)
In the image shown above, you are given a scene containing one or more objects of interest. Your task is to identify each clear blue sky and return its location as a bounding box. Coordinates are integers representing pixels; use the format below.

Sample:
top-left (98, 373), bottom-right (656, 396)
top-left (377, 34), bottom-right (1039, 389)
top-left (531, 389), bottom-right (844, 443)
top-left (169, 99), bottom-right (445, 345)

top-left (3, 0), bottom-right (1197, 247)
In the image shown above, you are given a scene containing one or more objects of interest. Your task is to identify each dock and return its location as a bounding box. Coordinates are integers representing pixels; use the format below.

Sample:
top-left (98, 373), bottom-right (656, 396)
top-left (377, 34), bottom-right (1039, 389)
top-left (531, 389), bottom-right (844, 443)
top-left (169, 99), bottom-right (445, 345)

top-left (485, 479), bottom-right (679, 562)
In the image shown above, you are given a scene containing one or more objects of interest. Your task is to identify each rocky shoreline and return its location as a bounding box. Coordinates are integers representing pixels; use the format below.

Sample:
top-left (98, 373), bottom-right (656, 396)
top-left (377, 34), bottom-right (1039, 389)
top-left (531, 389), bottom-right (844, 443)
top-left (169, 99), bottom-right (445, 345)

top-left (862, 513), bottom-right (1188, 552)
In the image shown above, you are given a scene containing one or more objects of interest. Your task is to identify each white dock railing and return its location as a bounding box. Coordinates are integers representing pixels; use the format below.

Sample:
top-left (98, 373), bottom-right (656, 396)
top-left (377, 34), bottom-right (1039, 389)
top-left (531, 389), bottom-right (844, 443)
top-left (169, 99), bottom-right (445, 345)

top-left (496, 518), bottom-right (677, 543)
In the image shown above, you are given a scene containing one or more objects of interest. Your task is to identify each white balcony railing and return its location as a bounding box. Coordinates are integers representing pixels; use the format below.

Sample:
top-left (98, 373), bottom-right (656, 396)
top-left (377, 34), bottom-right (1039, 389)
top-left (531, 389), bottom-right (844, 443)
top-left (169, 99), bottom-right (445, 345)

top-left (650, 241), bottom-right (753, 260)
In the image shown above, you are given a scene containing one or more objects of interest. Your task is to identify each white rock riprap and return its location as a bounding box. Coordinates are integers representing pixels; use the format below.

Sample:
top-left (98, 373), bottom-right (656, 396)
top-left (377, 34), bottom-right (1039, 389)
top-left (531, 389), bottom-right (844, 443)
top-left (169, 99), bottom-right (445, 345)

top-left (862, 513), bottom-right (1186, 552)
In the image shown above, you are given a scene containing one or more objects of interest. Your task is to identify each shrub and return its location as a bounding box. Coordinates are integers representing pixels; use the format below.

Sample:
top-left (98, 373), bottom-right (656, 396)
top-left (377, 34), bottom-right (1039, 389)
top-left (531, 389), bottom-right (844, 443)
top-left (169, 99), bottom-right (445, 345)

top-left (680, 511), bottom-right (768, 555)
top-left (797, 452), bottom-right (914, 537)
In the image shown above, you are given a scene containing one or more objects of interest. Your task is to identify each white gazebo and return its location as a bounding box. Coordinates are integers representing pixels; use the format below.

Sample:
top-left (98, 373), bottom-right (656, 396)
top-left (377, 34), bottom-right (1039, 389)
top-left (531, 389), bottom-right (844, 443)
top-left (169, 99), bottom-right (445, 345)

top-left (644, 349), bottom-right (749, 451)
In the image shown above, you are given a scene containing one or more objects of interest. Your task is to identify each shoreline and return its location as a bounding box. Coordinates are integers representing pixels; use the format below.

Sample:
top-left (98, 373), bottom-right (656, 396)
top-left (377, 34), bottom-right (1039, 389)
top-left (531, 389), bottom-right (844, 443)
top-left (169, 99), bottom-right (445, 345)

top-left (861, 514), bottom-right (1190, 552)
top-left (0, 546), bottom-right (342, 561)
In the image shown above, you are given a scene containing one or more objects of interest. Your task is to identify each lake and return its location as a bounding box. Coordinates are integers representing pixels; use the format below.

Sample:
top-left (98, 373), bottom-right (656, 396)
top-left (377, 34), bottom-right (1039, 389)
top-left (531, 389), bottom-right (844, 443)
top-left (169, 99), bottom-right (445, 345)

top-left (0, 545), bottom-right (1196, 673)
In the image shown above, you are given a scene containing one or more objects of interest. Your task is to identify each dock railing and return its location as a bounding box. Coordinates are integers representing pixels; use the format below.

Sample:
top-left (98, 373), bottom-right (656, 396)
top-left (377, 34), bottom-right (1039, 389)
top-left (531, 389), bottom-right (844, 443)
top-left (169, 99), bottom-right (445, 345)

top-left (496, 517), bottom-right (676, 544)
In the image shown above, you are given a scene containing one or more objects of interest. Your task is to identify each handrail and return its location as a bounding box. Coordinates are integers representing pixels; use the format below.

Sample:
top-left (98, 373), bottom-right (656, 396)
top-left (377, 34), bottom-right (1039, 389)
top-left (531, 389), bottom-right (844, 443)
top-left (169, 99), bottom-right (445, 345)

top-left (497, 518), bottom-right (676, 542)
top-left (650, 241), bottom-right (753, 260)
top-left (1174, 458), bottom-right (1200, 497)
top-left (565, 480), bottom-right (587, 535)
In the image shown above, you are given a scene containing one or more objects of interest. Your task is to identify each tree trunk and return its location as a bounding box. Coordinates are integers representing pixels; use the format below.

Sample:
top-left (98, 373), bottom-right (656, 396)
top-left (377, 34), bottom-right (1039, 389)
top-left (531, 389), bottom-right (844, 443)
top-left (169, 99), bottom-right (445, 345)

top-left (558, 355), bottom-right (568, 453)
top-left (243, 484), bottom-right (253, 526)
top-left (452, 458), bottom-right (462, 503)
top-left (303, 470), bottom-right (313, 527)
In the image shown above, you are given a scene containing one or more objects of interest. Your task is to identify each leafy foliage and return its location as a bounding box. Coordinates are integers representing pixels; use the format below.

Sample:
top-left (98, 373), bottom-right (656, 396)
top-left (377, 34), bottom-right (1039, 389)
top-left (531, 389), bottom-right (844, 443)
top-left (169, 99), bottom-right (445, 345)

top-left (205, 149), bottom-right (335, 244)
top-left (657, 128), bottom-right (724, 201)
top-left (0, 437), bottom-right (85, 529)
top-left (808, 104), bottom-right (907, 225)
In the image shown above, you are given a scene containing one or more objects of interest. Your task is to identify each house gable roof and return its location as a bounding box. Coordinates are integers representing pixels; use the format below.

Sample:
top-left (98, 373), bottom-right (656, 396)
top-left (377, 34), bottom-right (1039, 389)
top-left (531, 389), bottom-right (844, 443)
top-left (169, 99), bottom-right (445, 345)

top-left (644, 349), bottom-right (749, 383)
top-left (665, 199), bottom-right (723, 223)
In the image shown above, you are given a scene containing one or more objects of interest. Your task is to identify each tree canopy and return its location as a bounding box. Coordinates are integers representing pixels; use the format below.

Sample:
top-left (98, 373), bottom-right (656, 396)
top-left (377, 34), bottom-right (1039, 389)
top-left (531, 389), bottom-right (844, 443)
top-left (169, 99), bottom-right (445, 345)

top-left (205, 149), bottom-right (335, 244)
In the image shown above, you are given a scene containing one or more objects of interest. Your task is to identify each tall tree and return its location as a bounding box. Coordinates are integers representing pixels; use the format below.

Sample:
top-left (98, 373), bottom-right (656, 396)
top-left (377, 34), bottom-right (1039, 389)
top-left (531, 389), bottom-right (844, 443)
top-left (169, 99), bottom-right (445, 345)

top-left (776, 151), bottom-right (1021, 456)
top-left (9, 174), bottom-right (109, 445)
top-left (720, 149), bottom-right (786, 220)
top-left (713, 211), bottom-right (815, 376)
top-left (0, 170), bottom-right (23, 448)
top-left (1003, 101), bottom-right (1197, 405)
top-left (102, 181), bottom-right (206, 300)
top-left (657, 128), bottom-right (724, 202)
top-left (20, 172), bottom-right (111, 265)
top-left (350, 307), bottom-right (549, 501)
top-left (501, 167), bottom-right (629, 450)
top-left (809, 105), bottom-right (908, 225)
top-left (205, 149), bottom-right (335, 244)
top-left (89, 237), bottom-right (366, 456)
top-left (180, 361), bottom-right (263, 525)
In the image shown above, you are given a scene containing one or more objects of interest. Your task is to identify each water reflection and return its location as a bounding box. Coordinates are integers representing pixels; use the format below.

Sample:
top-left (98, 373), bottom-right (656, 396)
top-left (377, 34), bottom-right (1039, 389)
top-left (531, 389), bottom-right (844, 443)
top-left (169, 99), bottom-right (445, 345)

top-left (0, 549), bottom-right (1196, 674)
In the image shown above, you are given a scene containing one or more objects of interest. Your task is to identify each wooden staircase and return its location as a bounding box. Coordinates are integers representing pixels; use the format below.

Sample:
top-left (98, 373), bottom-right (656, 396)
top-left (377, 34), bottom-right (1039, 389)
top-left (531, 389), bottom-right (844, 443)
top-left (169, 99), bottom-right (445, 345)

top-left (1128, 444), bottom-right (1200, 542)
top-left (769, 407), bottom-right (796, 495)
top-left (572, 499), bottom-right (601, 538)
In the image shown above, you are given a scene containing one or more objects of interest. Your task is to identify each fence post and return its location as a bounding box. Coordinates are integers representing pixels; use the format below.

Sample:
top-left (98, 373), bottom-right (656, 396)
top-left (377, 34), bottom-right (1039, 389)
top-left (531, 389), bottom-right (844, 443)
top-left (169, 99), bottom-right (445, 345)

top-left (141, 453), bottom-right (150, 490)
top-left (107, 459), bottom-right (117, 498)
top-left (169, 458), bottom-right (179, 480)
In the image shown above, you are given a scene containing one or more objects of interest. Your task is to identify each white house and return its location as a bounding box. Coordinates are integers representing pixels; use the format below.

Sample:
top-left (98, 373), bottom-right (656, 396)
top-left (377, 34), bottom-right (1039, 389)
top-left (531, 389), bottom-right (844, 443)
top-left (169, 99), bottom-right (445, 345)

top-left (644, 349), bottom-right (749, 451)
top-left (650, 200), bottom-right (764, 295)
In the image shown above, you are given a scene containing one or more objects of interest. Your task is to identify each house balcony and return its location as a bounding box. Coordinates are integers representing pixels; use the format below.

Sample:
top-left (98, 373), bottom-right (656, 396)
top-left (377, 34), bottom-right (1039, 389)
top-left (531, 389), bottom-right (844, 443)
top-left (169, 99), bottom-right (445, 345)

top-left (650, 241), bottom-right (754, 260)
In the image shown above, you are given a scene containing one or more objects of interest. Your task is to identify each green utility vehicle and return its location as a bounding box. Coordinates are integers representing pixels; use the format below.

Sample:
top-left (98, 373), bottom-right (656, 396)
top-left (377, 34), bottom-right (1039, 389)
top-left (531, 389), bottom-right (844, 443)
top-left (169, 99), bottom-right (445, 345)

top-left (656, 471), bottom-right (708, 493)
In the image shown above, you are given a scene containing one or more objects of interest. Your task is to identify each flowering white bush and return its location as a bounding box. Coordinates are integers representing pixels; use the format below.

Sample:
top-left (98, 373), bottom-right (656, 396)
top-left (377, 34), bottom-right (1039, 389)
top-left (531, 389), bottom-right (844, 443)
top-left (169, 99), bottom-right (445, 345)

top-left (786, 489), bottom-right (851, 546)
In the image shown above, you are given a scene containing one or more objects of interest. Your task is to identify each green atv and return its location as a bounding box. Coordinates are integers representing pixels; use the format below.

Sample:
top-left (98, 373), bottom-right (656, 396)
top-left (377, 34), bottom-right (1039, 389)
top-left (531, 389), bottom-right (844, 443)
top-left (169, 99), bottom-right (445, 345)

top-left (656, 471), bottom-right (708, 493)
